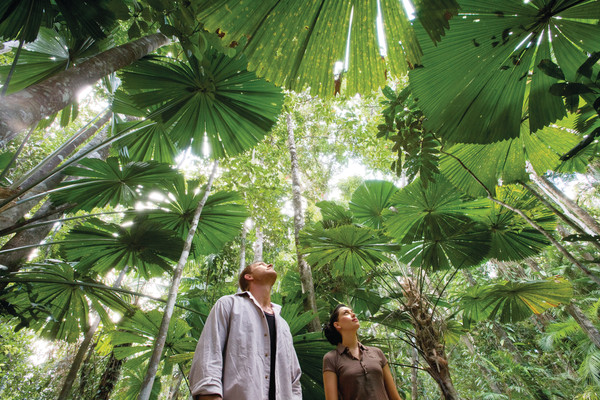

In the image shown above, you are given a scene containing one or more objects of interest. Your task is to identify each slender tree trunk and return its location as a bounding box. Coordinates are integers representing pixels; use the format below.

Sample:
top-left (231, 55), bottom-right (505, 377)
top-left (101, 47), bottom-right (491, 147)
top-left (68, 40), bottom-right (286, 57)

top-left (253, 226), bottom-right (263, 262)
top-left (239, 220), bottom-right (248, 273)
top-left (531, 171), bottom-right (600, 237)
top-left (0, 33), bottom-right (168, 144)
top-left (0, 112), bottom-right (112, 231)
top-left (167, 371), bottom-right (184, 400)
top-left (411, 341), bottom-right (419, 400)
top-left (461, 334), bottom-right (503, 394)
top-left (138, 161), bottom-right (219, 400)
top-left (565, 302), bottom-right (600, 350)
top-left (0, 128), bottom-right (110, 273)
top-left (286, 113), bottom-right (320, 332)
top-left (57, 267), bottom-right (128, 400)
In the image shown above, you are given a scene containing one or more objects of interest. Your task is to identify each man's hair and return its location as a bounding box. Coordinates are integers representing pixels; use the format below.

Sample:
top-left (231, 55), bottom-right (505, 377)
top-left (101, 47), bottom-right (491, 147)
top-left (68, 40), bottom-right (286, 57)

top-left (238, 263), bottom-right (256, 292)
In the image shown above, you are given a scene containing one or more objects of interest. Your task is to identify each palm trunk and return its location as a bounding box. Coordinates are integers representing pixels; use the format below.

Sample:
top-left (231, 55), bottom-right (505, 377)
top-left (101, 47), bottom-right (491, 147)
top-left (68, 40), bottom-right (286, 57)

top-left (253, 226), bottom-right (263, 262)
top-left (0, 112), bottom-right (112, 231)
top-left (137, 161), bottom-right (218, 400)
top-left (95, 349), bottom-right (127, 400)
top-left (57, 267), bottom-right (128, 400)
top-left (399, 277), bottom-right (459, 400)
top-left (286, 113), bottom-right (320, 332)
top-left (0, 33), bottom-right (168, 144)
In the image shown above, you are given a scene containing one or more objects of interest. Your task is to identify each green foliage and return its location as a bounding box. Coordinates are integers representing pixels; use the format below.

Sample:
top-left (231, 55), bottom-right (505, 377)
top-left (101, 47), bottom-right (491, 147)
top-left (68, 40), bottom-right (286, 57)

top-left (409, 0), bottom-right (600, 144)
top-left (0, 262), bottom-right (130, 342)
top-left (120, 52), bottom-right (284, 158)
top-left (51, 157), bottom-right (177, 212)
top-left (349, 180), bottom-right (398, 229)
top-left (61, 218), bottom-right (183, 277)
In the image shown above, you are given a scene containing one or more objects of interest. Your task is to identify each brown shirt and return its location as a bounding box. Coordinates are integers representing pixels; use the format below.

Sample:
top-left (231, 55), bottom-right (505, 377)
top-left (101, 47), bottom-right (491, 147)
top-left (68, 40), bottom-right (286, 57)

top-left (323, 342), bottom-right (390, 400)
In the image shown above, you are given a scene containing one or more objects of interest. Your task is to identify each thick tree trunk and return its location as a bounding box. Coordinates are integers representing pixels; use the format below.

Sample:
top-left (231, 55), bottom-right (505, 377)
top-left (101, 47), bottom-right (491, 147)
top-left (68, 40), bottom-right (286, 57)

top-left (95, 349), bottom-right (127, 400)
top-left (138, 161), bottom-right (218, 400)
top-left (286, 113), bottom-right (320, 332)
top-left (399, 277), bottom-right (459, 400)
top-left (57, 267), bottom-right (128, 400)
top-left (566, 302), bottom-right (600, 350)
top-left (0, 111), bottom-right (112, 231)
top-left (0, 33), bottom-right (168, 144)
top-left (532, 173), bottom-right (600, 237)
top-left (253, 226), bottom-right (263, 262)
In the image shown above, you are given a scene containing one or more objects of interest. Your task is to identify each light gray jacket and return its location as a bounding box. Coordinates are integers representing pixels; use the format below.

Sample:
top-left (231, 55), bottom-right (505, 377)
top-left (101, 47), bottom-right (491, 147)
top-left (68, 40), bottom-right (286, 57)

top-left (189, 291), bottom-right (302, 400)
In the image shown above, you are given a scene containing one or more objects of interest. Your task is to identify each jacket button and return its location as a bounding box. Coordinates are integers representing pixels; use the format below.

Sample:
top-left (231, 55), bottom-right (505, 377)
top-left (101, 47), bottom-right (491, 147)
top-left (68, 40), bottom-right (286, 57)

top-left (264, 333), bottom-right (268, 337)
top-left (265, 353), bottom-right (269, 357)
top-left (265, 375), bottom-right (268, 379)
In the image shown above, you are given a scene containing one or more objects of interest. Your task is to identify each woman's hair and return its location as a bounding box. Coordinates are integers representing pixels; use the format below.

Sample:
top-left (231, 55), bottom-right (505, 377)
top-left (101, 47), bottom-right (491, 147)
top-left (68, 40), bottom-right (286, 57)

top-left (323, 304), bottom-right (347, 345)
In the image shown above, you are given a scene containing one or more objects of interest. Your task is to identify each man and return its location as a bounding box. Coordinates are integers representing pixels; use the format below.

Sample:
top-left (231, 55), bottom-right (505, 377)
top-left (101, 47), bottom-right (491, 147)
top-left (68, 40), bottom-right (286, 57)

top-left (189, 261), bottom-right (302, 400)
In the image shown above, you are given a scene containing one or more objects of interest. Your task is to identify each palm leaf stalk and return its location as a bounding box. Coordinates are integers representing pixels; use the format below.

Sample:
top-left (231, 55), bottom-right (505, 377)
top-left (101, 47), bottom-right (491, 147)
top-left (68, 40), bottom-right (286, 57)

top-left (138, 160), bottom-right (218, 400)
top-left (57, 266), bottom-right (129, 400)
top-left (0, 33), bottom-right (169, 144)
top-left (440, 148), bottom-right (600, 286)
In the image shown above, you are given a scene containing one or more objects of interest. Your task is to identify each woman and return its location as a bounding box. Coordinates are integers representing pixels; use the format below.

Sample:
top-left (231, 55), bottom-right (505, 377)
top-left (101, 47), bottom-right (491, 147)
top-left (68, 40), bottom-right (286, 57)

top-left (322, 304), bottom-right (403, 400)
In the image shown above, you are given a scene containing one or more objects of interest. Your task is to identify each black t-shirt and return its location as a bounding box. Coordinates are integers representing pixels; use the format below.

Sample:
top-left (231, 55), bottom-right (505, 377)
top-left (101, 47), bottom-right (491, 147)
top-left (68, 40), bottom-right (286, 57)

top-left (264, 311), bottom-right (277, 400)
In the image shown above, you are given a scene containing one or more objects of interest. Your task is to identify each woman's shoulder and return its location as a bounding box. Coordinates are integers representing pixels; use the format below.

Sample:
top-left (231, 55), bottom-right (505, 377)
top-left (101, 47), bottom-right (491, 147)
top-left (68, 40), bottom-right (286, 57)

top-left (323, 348), bottom-right (339, 361)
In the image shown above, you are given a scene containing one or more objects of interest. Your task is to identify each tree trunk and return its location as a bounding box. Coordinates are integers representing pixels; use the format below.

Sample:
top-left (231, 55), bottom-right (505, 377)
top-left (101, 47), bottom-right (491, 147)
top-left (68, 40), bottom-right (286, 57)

top-left (253, 226), bottom-right (263, 262)
top-left (286, 113), bottom-right (320, 332)
top-left (167, 371), bottom-right (184, 400)
top-left (239, 220), bottom-right (248, 273)
top-left (56, 267), bottom-right (128, 400)
top-left (399, 277), bottom-right (460, 400)
top-left (531, 171), bottom-right (600, 237)
top-left (138, 161), bottom-right (218, 400)
top-left (461, 334), bottom-right (503, 394)
top-left (0, 33), bottom-right (168, 144)
top-left (411, 341), bottom-right (419, 400)
top-left (95, 349), bottom-right (127, 400)
top-left (0, 128), bottom-right (110, 273)
top-left (0, 111), bottom-right (112, 231)
top-left (565, 302), bottom-right (600, 350)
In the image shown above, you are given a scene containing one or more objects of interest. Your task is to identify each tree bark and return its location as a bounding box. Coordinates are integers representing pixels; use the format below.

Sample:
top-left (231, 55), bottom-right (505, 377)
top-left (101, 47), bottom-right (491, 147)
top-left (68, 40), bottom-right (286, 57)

top-left (0, 111), bottom-right (112, 231)
top-left (0, 33), bottom-right (168, 144)
top-left (565, 302), bottom-right (600, 350)
top-left (253, 226), bottom-right (263, 262)
top-left (531, 171), bottom-right (600, 237)
top-left (95, 349), bottom-right (127, 400)
top-left (56, 267), bottom-right (128, 400)
top-left (286, 113), bottom-right (320, 332)
top-left (137, 161), bottom-right (218, 400)
top-left (239, 220), bottom-right (248, 273)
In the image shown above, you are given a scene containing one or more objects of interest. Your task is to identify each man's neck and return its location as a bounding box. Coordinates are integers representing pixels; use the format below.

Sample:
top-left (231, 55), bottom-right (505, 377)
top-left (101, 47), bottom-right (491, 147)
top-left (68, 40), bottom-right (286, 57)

top-left (249, 284), bottom-right (273, 312)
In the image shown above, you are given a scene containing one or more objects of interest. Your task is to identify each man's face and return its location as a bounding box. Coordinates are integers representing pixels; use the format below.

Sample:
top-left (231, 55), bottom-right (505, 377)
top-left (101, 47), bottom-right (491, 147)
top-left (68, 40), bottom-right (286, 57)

top-left (249, 262), bottom-right (277, 286)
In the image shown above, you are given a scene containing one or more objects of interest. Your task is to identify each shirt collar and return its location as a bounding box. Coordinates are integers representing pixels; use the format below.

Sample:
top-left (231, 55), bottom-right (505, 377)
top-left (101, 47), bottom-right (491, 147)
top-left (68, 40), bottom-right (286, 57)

top-left (235, 290), bottom-right (281, 314)
top-left (336, 341), bottom-right (367, 355)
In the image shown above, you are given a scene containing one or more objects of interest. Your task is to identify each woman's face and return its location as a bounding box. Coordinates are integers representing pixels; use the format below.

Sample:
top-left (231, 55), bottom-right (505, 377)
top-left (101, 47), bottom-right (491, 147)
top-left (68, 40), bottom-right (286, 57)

top-left (334, 306), bottom-right (360, 333)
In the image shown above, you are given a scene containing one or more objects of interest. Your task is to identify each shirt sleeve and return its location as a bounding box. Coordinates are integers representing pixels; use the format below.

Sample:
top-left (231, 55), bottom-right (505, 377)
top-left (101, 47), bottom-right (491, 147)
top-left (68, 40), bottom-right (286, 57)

top-left (323, 351), bottom-right (337, 373)
top-left (291, 348), bottom-right (303, 399)
top-left (375, 347), bottom-right (388, 368)
top-left (188, 296), bottom-right (232, 397)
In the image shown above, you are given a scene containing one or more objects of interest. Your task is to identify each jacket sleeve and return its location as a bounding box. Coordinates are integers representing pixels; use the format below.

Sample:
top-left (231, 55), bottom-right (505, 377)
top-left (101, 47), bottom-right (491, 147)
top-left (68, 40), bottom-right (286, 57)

top-left (189, 296), bottom-right (232, 397)
top-left (291, 337), bottom-right (303, 399)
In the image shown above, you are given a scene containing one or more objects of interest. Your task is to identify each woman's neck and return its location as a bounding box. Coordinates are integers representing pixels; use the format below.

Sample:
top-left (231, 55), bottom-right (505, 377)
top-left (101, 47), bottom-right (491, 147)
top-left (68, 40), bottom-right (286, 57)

top-left (341, 332), bottom-right (359, 349)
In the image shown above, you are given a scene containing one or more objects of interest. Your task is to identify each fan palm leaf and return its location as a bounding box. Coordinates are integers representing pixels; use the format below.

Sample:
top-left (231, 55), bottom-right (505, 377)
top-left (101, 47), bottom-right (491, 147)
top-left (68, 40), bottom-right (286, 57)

top-left (194, 0), bottom-right (425, 97)
top-left (483, 184), bottom-right (556, 261)
top-left (409, 0), bottom-right (600, 144)
top-left (349, 180), bottom-right (398, 229)
top-left (120, 52), bottom-right (283, 158)
top-left (0, 0), bottom-right (117, 42)
top-left (61, 218), bottom-right (183, 278)
top-left (316, 200), bottom-right (354, 228)
top-left (110, 309), bottom-right (197, 370)
top-left (1, 262), bottom-right (130, 342)
top-left (301, 224), bottom-right (399, 277)
top-left (440, 122), bottom-right (582, 197)
top-left (141, 176), bottom-right (248, 257)
top-left (50, 157), bottom-right (177, 212)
